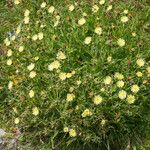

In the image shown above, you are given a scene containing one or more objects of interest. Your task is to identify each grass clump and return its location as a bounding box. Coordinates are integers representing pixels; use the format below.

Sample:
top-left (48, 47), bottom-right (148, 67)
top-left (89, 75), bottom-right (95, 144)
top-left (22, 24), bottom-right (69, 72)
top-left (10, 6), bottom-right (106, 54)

top-left (0, 0), bottom-right (150, 149)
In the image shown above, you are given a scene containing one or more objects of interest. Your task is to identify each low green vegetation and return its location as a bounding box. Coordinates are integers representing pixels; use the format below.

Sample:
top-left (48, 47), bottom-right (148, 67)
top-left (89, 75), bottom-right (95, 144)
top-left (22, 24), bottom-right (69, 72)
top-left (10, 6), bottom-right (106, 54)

top-left (0, 0), bottom-right (150, 149)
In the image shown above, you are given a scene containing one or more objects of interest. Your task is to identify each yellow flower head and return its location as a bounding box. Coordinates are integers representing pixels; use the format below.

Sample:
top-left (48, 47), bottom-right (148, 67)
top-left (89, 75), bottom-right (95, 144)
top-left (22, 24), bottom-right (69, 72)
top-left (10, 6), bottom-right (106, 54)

top-left (146, 67), bottom-right (150, 73)
top-left (84, 36), bottom-right (92, 45)
top-left (99, 0), bottom-right (105, 5)
top-left (29, 90), bottom-right (35, 98)
top-left (32, 107), bottom-right (39, 116)
top-left (117, 38), bottom-right (125, 47)
top-left (94, 27), bottom-right (102, 35)
top-left (136, 71), bottom-right (143, 77)
top-left (92, 5), bottom-right (99, 13)
top-left (32, 34), bottom-right (38, 41)
top-left (41, 2), bottom-right (46, 8)
top-left (116, 80), bottom-right (124, 88)
top-left (8, 81), bottom-right (13, 90)
top-left (24, 17), bottom-right (30, 24)
top-left (78, 18), bottom-right (86, 26)
top-left (114, 72), bottom-right (124, 80)
top-left (123, 10), bottom-right (128, 14)
top-left (93, 95), bottom-right (103, 105)
top-left (69, 4), bottom-right (75, 11)
top-left (59, 72), bottom-right (67, 80)
top-left (63, 127), bottom-right (69, 133)
top-left (48, 60), bottom-right (60, 71)
top-left (121, 16), bottom-right (129, 23)
top-left (104, 76), bottom-right (112, 85)
top-left (48, 6), bottom-right (55, 13)
top-left (81, 109), bottom-right (92, 118)
top-left (69, 129), bottom-right (77, 137)
top-left (38, 32), bottom-right (44, 40)
top-left (29, 71), bottom-right (36, 78)
top-left (7, 59), bottom-right (12, 66)
top-left (14, 118), bottom-right (20, 124)
top-left (131, 84), bottom-right (139, 93)
top-left (27, 63), bottom-right (35, 71)
top-left (66, 93), bottom-right (75, 102)
top-left (19, 46), bottom-right (24, 52)
top-left (127, 95), bottom-right (135, 104)
top-left (24, 9), bottom-right (30, 17)
top-left (56, 51), bottom-right (66, 60)
top-left (118, 90), bottom-right (127, 99)
top-left (14, 0), bottom-right (20, 5)
top-left (136, 58), bottom-right (145, 67)
top-left (7, 49), bottom-right (12, 57)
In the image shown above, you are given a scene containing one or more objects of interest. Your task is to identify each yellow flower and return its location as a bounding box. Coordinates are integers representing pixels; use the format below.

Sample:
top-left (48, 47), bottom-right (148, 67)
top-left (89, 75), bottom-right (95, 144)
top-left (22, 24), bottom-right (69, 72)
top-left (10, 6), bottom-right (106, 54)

top-left (114, 72), bottom-right (124, 80)
top-left (76, 80), bottom-right (81, 85)
top-left (14, 0), bottom-right (20, 5)
top-left (84, 36), bottom-right (92, 45)
top-left (106, 5), bottom-right (112, 12)
top-left (127, 95), bottom-right (135, 104)
top-left (29, 90), bottom-right (35, 98)
top-left (121, 16), bottom-right (129, 23)
top-left (56, 51), bottom-right (66, 60)
top-left (24, 9), bottom-right (30, 17)
top-left (4, 38), bottom-right (10, 46)
top-left (29, 71), bottom-right (36, 78)
top-left (69, 4), bottom-right (75, 11)
top-left (24, 17), bottom-right (29, 24)
top-left (69, 129), bottom-right (77, 137)
top-left (27, 63), bottom-right (35, 71)
top-left (131, 85), bottom-right (139, 93)
top-left (13, 107), bottom-right (18, 113)
top-left (107, 56), bottom-right (112, 62)
top-left (71, 70), bottom-right (76, 75)
top-left (8, 81), bottom-right (13, 90)
top-left (66, 93), bottom-right (75, 102)
top-left (116, 80), bottom-right (124, 88)
top-left (66, 73), bottom-right (72, 78)
top-left (59, 72), bottom-right (67, 80)
top-left (101, 119), bottom-right (106, 126)
top-left (14, 118), bottom-right (20, 124)
top-left (16, 26), bottom-right (21, 34)
top-left (146, 67), bottom-right (150, 73)
top-left (48, 6), bottom-right (55, 13)
top-left (32, 107), bottom-right (39, 116)
top-left (132, 32), bottom-right (136, 37)
top-left (136, 58), bottom-right (145, 67)
top-left (93, 95), bottom-right (103, 105)
top-left (123, 10), bottom-right (128, 14)
top-left (99, 0), bottom-right (105, 5)
top-left (38, 32), bottom-right (44, 40)
top-left (48, 60), bottom-right (60, 71)
top-left (41, 2), bottom-right (46, 8)
top-left (11, 35), bottom-right (16, 41)
top-left (63, 127), bottom-right (69, 133)
top-left (7, 59), bottom-right (12, 65)
top-left (32, 34), bottom-right (38, 41)
top-left (92, 5), bottom-right (99, 13)
top-left (78, 18), bottom-right (86, 26)
top-left (19, 46), bottom-right (24, 52)
top-left (7, 49), bottom-right (12, 57)
top-left (81, 109), bottom-right (92, 118)
top-left (83, 12), bottom-right (87, 16)
top-left (118, 90), bottom-right (127, 99)
top-left (117, 38), bottom-right (125, 47)
top-left (69, 87), bottom-right (74, 92)
top-left (136, 71), bottom-right (143, 77)
top-left (104, 76), bottom-right (112, 85)
top-left (100, 88), bottom-right (105, 92)
top-left (94, 27), bottom-right (102, 35)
